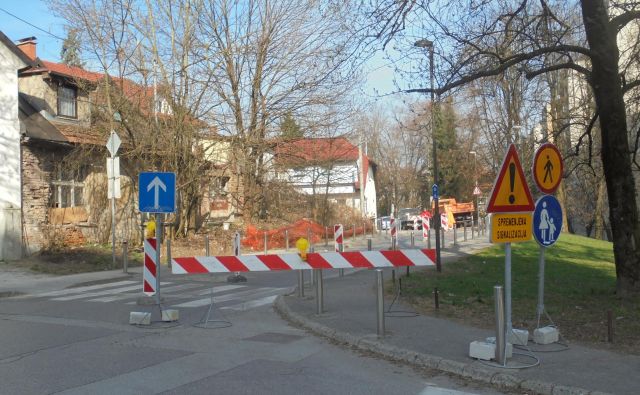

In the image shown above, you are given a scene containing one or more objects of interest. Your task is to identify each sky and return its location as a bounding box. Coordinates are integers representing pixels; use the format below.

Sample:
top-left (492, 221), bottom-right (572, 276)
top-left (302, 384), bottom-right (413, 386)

top-left (0, 1), bottom-right (400, 107)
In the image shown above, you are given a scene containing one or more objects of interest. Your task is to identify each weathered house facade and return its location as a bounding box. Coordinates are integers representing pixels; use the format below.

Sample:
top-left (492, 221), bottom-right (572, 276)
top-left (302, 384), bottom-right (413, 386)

top-left (0, 33), bottom-right (170, 257)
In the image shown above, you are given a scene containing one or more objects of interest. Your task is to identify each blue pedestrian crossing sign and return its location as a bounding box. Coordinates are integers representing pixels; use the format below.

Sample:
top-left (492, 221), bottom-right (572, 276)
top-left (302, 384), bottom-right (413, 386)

top-left (533, 195), bottom-right (563, 247)
top-left (139, 172), bottom-right (176, 213)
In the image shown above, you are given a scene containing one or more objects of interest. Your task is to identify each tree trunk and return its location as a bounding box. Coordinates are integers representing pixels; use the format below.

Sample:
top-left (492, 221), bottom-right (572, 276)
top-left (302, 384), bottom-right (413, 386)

top-left (582, 0), bottom-right (640, 294)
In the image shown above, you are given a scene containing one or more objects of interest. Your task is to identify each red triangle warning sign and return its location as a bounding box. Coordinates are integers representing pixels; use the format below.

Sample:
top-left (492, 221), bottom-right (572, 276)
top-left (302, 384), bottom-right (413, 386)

top-left (487, 144), bottom-right (535, 213)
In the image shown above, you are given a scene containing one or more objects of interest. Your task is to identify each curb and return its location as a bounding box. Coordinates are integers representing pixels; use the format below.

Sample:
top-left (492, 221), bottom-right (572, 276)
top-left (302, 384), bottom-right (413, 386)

top-left (274, 295), bottom-right (609, 395)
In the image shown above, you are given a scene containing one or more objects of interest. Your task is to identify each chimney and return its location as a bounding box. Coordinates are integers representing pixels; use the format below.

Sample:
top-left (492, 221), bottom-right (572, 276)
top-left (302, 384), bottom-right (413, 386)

top-left (16, 36), bottom-right (37, 61)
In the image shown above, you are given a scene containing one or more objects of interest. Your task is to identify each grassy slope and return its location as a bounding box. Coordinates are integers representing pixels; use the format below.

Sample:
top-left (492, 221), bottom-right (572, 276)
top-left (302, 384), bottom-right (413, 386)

top-left (401, 234), bottom-right (640, 353)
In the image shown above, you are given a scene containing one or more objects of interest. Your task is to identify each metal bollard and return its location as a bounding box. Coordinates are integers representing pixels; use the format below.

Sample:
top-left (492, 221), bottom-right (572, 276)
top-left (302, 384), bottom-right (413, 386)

top-left (205, 235), bottom-right (210, 256)
top-left (339, 243), bottom-right (344, 277)
top-left (494, 285), bottom-right (506, 365)
top-left (297, 270), bottom-right (305, 297)
top-left (315, 269), bottom-right (324, 314)
top-left (285, 229), bottom-right (289, 251)
top-left (122, 241), bottom-right (128, 273)
top-left (391, 237), bottom-right (397, 251)
top-left (464, 222), bottom-right (467, 241)
top-left (166, 239), bottom-right (171, 269)
top-left (376, 269), bottom-right (385, 337)
top-left (410, 231), bottom-right (415, 247)
top-left (367, 238), bottom-right (372, 251)
top-left (472, 221), bottom-right (475, 239)
top-left (454, 226), bottom-right (458, 246)
top-left (264, 232), bottom-right (268, 255)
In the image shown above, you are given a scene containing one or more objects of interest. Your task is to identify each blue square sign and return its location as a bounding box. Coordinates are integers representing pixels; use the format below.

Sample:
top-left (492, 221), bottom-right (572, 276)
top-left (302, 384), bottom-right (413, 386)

top-left (139, 172), bottom-right (176, 213)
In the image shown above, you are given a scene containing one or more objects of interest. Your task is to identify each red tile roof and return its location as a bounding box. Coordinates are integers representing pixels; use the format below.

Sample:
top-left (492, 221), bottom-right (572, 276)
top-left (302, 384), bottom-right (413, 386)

top-left (41, 60), bottom-right (104, 83)
top-left (274, 137), bottom-right (373, 190)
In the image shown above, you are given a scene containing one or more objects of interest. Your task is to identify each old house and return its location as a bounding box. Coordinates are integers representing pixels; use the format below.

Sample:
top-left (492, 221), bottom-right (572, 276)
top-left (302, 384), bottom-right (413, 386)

top-left (0, 33), bottom-right (174, 257)
top-left (273, 137), bottom-right (378, 219)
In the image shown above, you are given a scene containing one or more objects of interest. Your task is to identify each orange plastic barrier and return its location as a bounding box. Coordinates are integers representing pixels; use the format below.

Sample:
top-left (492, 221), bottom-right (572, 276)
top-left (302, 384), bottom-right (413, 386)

top-left (242, 219), bottom-right (370, 251)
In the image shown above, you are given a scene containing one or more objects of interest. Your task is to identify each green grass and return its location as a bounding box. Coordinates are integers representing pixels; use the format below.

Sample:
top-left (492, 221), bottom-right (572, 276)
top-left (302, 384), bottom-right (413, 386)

top-left (401, 234), bottom-right (640, 352)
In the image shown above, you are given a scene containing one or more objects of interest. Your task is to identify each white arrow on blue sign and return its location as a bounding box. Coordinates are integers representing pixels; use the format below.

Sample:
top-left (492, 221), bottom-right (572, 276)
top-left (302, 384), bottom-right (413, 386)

top-left (139, 172), bottom-right (176, 213)
top-left (532, 195), bottom-right (563, 247)
top-left (432, 184), bottom-right (439, 199)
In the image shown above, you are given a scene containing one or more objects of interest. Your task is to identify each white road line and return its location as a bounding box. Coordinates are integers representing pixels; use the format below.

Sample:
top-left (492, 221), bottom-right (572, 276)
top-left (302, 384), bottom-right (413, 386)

top-left (88, 283), bottom-right (203, 302)
top-left (219, 295), bottom-right (278, 311)
top-left (195, 284), bottom-right (247, 295)
top-left (171, 287), bottom-right (285, 308)
top-left (51, 282), bottom-right (171, 301)
top-left (34, 280), bottom-right (137, 297)
top-left (419, 385), bottom-right (479, 395)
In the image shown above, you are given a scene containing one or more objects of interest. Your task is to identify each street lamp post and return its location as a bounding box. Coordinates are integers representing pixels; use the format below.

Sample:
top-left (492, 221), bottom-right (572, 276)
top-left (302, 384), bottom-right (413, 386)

top-left (470, 151), bottom-right (479, 234)
top-left (415, 39), bottom-right (441, 272)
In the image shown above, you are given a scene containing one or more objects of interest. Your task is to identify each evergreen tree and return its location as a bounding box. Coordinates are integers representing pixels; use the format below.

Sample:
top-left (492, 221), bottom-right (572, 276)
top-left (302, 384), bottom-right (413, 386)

top-left (280, 112), bottom-right (303, 139)
top-left (61, 29), bottom-right (83, 67)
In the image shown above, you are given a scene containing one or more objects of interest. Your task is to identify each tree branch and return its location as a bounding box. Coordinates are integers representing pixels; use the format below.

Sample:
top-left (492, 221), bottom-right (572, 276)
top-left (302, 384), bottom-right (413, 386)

top-left (525, 62), bottom-right (591, 80)
top-left (611, 10), bottom-right (640, 32)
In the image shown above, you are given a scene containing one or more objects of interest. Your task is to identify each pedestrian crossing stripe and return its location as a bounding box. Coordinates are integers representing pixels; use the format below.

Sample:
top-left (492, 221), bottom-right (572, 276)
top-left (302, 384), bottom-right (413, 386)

top-left (487, 143), bottom-right (535, 213)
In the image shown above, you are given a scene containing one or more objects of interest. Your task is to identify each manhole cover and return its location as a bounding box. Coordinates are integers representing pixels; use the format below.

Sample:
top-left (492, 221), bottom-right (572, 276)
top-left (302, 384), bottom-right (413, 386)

top-left (243, 332), bottom-right (303, 344)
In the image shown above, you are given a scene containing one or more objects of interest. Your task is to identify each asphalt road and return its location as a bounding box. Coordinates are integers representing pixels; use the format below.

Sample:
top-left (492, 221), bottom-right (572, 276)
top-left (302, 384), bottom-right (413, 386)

top-left (0, 230), bottom-right (504, 395)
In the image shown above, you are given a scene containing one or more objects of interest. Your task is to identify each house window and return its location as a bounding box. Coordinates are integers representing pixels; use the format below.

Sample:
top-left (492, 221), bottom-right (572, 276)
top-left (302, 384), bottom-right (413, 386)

top-left (50, 167), bottom-right (86, 208)
top-left (209, 176), bottom-right (230, 197)
top-left (58, 85), bottom-right (77, 118)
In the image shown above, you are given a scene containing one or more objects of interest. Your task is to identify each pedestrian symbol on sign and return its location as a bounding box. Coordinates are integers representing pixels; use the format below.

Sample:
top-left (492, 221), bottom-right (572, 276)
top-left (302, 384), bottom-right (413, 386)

top-left (533, 195), bottom-right (563, 247)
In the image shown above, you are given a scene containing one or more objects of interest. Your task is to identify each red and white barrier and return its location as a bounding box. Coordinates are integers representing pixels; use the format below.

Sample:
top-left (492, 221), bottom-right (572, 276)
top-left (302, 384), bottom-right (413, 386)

top-left (390, 217), bottom-right (397, 239)
top-left (422, 215), bottom-right (430, 238)
top-left (334, 224), bottom-right (343, 252)
top-left (143, 238), bottom-right (157, 296)
top-left (172, 249), bottom-right (436, 274)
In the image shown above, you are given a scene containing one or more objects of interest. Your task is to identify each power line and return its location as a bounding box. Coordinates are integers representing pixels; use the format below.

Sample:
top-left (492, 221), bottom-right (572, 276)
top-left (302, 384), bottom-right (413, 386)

top-left (0, 7), bottom-right (66, 41)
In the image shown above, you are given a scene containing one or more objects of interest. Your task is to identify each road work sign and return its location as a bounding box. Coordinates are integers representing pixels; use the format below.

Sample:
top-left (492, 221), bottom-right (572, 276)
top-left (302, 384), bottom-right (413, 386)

top-left (487, 144), bottom-right (534, 213)
top-left (490, 213), bottom-right (532, 243)
top-left (533, 143), bottom-right (563, 194)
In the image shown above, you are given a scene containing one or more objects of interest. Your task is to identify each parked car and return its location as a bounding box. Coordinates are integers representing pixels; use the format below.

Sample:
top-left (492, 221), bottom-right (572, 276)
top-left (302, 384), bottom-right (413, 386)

top-left (377, 216), bottom-right (391, 230)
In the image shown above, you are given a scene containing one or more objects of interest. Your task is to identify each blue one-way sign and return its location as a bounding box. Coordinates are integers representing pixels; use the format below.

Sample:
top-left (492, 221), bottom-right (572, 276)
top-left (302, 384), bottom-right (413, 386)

top-left (139, 172), bottom-right (176, 213)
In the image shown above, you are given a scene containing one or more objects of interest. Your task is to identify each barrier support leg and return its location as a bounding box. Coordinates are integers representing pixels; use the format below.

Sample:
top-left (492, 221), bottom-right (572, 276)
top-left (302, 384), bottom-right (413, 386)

top-left (315, 269), bottom-right (324, 314)
top-left (376, 269), bottom-right (385, 337)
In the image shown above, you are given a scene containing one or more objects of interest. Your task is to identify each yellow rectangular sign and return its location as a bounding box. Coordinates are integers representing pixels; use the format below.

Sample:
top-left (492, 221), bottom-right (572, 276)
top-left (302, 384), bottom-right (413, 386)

top-left (491, 213), bottom-right (532, 243)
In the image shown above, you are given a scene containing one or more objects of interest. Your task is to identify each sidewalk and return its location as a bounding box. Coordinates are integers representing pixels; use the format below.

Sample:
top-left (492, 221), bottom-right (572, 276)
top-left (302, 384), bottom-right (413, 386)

top-left (276, 236), bottom-right (638, 395)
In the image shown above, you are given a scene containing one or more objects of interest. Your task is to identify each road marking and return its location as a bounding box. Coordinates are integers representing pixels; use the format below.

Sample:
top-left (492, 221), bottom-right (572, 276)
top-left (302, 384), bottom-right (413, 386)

top-left (220, 295), bottom-right (278, 311)
top-left (34, 280), bottom-right (137, 297)
top-left (88, 283), bottom-right (203, 302)
top-left (194, 284), bottom-right (247, 295)
top-left (51, 282), bottom-right (171, 301)
top-left (171, 287), bottom-right (285, 308)
top-left (419, 385), bottom-right (480, 395)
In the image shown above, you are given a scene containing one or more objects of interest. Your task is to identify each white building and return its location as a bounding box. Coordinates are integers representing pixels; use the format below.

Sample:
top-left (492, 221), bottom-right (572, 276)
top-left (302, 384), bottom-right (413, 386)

top-left (273, 137), bottom-right (378, 219)
top-left (0, 32), bottom-right (34, 260)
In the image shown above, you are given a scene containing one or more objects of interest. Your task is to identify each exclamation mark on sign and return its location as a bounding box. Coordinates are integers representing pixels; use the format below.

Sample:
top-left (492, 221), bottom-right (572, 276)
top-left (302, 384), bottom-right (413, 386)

top-left (508, 162), bottom-right (516, 204)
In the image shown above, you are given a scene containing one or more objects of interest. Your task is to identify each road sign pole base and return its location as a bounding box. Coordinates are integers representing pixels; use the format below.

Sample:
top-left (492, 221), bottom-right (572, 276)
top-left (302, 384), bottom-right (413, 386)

top-left (227, 273), bottom-right (247, 283)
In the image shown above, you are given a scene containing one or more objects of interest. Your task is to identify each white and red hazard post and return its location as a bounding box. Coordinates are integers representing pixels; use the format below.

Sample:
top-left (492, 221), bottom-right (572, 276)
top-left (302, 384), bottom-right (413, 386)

top-left (390, 216), bottom-right (397, 250)
top-left (334, 224), bottom-right (344, 252)
top-left (143, 237), bottom-right (157, 296)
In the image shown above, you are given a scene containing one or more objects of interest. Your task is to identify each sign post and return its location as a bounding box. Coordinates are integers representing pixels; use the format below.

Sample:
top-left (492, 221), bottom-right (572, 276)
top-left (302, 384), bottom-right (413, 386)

top-left (139, 172), bottom-right (176, 306)
top-left (532, 144), bottom-right (564, 340)
top-left (487, 144), bottom-right (535, 348)
top-left (106, 130), bottom-right (121, 268)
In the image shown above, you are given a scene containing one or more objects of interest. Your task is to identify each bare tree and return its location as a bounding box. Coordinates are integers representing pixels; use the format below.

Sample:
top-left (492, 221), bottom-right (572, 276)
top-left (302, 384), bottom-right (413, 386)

top-left (366, 0), bottom-right (640, 295)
